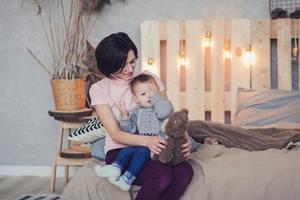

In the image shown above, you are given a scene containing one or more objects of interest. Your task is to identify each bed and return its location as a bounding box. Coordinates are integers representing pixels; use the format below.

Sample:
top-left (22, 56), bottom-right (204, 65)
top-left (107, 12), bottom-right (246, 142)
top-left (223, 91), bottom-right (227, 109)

top-left (62, 19), bottom-right (300, 200)
top-left (62, 141), bottom-right (300, 200)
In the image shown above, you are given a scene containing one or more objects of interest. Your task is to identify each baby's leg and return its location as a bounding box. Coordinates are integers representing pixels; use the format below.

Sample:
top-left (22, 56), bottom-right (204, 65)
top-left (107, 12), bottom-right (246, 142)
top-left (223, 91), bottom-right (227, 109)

top-left (95, 147), bottom-right (135, 178)
top-left (109, 146), bottom-right (150, 191)
top-left (94, 163), bottom-right (121, 178)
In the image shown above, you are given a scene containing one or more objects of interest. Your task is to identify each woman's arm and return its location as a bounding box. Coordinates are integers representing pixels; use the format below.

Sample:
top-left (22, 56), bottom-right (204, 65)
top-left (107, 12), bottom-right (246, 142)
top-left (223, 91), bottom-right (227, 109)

top-left (95, 104), bottom-right (167, 155)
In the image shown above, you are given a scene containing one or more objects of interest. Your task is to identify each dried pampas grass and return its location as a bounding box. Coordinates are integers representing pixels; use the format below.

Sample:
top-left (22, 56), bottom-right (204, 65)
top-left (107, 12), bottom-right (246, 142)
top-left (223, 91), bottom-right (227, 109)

top-left (28, 0), bottom-right (101, 80)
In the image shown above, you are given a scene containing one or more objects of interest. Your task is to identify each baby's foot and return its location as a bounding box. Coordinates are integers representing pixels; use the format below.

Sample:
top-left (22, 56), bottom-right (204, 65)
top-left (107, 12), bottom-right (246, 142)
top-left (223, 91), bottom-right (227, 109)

top-left (94, 164), bottom-right (121, 178)
top-left (108, 175), bottom-right (131, 191)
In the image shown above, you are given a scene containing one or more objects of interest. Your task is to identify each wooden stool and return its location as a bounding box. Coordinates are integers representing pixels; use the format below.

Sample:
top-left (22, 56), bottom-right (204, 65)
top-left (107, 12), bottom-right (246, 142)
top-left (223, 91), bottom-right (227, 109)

top-left (48, 109), bottom-right (94, 192)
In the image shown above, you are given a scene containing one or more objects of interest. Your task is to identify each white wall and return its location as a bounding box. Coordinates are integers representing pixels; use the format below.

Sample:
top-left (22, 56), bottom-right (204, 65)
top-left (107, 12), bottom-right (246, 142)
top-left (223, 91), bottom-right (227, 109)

top-left (0, 0), bottom-right (269, 166)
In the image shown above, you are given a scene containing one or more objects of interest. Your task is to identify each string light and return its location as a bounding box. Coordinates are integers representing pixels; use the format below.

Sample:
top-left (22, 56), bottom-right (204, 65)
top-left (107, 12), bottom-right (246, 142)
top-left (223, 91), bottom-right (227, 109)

top-left (147, 58), bottom-right (154, 66)
top-left (178, 21), bottom-right (188, 67)
top-left (292, 19), bottom-right (299, 60)
top-left (145, 24), bottom-right (159, 75)
top-left (224, 39), bottom-right (232, 59)
top-left (242, 44), bottom-right (256, 66)
top-left (203, 31), bottom-right (212, 48)
top-left (178, 50), bottom-right (187, 66)
top-left (235, 46), bottom-right (242, 57)
top-left (242, 44), bottom-right (256, 89)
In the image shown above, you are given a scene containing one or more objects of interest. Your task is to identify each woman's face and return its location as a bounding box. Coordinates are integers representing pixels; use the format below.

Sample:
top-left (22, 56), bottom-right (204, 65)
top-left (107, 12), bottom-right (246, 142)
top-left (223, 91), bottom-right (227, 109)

top-left (113, 50), bottom-right (137, 80)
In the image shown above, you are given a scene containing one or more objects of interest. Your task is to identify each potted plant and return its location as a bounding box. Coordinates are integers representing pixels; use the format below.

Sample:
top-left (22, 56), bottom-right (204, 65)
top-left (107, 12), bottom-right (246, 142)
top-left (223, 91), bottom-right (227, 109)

top-left (27, 0), bottom-right (107, 111)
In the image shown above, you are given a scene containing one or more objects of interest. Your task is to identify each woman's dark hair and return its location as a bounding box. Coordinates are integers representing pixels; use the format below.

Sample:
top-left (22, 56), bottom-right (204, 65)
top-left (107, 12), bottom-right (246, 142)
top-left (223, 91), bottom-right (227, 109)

top-left (95, 32), bottom-right (138, 77)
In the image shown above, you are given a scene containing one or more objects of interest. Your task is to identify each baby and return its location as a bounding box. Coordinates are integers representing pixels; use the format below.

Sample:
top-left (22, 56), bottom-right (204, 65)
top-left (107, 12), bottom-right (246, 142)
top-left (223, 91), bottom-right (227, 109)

top-left (94, 73), bottom-right (173, 191)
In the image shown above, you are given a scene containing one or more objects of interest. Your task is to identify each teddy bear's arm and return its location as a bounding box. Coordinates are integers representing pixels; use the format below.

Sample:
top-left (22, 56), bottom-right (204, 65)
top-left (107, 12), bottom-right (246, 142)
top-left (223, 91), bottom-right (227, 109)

top-left (159, 139), bottom-right (175, 163)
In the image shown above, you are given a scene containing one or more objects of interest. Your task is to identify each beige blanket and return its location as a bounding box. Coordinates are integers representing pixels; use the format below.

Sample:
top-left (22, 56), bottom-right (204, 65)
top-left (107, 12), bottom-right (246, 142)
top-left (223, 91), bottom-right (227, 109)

top-left (62, 144), bottom-right (300, 200)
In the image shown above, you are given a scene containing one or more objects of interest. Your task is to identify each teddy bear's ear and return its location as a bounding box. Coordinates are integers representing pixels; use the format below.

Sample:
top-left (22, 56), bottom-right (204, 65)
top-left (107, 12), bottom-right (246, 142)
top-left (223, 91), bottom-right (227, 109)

top-left (181, 109), bottom-right (188, 116)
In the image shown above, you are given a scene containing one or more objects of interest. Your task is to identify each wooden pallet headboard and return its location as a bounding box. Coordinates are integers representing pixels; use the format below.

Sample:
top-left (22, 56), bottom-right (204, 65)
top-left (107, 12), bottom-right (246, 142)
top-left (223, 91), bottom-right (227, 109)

top-left (140, 19), bottom-right (300, 123)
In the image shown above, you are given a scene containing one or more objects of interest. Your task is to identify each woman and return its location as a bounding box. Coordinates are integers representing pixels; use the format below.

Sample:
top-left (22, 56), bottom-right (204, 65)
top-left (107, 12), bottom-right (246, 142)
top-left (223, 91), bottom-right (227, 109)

top-left (89, 32), bottom-right (193, 200)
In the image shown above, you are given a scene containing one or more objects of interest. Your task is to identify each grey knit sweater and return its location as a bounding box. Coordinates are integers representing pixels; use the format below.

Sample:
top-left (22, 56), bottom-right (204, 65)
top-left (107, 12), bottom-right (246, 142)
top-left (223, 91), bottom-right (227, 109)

top-left (119, 93), bottom-right (173, 137)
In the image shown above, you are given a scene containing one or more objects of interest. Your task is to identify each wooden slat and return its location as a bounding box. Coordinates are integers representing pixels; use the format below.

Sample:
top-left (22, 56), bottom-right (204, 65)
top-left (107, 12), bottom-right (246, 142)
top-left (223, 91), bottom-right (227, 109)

top-left (179, 22), bottom-right (187, 109)
top-left (203, 20), bottom-right (212, 91)
top-left (185, 20), bottom-right (205, 120)
top-left (158, 22), bottom-right (167, 93)
top-left (210, 20), bottom-right (225, 122)
top-left (276, 19), bottom-right (292, 90)
top-left (160, 19), bottom-right (299, 40)
top-left (204, 91), bottom-right (231, 111)
top-left (166, 21), bottom-right (180, 110)
top-left (251, 20), bottom-right (271, 89)
top-left (140, 21), bottom-right (150, 71)
top-left (299, 44), bottom-right (300, 90)
top-left (224, 20), bottom-right (232, 92)
top-left (140, 21), bottom-right (160, 76)
top-left (299, 60), bottom-right (300, 90)
top-left (230, 19), bottom-right (251, 122)
top-left (297, 20), bottom-right (300, 90)
top-left (271, 19), bottom-right (300, 38)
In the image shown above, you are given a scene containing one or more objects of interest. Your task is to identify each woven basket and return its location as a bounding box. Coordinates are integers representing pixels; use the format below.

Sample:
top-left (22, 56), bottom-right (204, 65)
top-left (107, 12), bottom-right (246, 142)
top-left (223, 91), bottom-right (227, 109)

top-left (51, 79), bottom-right (86, 111)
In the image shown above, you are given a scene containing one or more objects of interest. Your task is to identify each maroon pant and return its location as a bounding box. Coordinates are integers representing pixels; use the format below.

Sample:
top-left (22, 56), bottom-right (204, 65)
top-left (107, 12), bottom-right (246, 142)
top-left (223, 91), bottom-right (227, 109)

top-left (106, 148), bottom-right (193, 200)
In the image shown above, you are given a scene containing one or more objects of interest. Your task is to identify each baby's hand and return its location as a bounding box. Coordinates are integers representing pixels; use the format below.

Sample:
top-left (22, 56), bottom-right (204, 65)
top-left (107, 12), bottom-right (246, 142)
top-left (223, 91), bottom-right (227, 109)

top-left (117, 101), bottom-right (128, 118)
top-left (148, 80), bottom-right (159, 97)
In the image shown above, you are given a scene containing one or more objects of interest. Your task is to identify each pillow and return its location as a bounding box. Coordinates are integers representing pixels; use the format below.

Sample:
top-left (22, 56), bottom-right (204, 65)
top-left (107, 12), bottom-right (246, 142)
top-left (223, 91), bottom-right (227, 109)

top-left (69, 117), bottom-right (107, 143)
top-left (190, 137), bottom-right (201, 152)
top-left (91, 138), bottom-right (106, 161)
top-left (233, 87), bottom-right (300, 128)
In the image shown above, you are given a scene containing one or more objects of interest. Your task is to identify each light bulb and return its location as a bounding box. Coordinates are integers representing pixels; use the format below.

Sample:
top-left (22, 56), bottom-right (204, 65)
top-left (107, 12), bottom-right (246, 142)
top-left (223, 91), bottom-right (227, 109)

top-left (224, 50), bottom-right (232, 59)
top-left (203, 31), bottom-right (212, 48)
top-left (147, 58), bottom-right (154, 66)
top-left (242, 45), bottom-right (256, 65)
top-left (178, 51), bottom-right (187, 67)
top-left (224, 40), bottom-right (232, 59)
top-left (292, 47), bottom-right (299, 58)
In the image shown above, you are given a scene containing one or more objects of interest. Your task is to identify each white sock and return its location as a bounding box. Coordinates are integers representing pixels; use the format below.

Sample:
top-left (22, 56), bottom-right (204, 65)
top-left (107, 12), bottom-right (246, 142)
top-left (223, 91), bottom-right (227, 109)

top-left (108, 175), bottom-right (131, 191)
top-left (94, 164), bottom-right (121, 178)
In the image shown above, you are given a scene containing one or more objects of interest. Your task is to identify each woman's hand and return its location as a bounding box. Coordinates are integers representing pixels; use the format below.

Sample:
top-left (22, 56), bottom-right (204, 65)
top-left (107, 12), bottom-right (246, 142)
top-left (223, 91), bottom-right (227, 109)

top-left (117, 101), bottom-right (128, 118)
top-left (181, 133), bottom-right (192, 159)
top-left (146, 136), bottom-right (167, 155)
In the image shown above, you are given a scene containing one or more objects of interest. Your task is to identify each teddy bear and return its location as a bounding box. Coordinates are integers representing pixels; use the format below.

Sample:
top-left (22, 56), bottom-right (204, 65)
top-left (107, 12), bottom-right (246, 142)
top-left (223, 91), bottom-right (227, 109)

top-left (154, 109), bottom-right (189, 165)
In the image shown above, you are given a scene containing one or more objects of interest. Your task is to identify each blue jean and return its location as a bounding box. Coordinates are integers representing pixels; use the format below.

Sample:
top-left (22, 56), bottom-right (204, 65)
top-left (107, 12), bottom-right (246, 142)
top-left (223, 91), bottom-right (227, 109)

top-left (113, 146), bottom-right (150, 180)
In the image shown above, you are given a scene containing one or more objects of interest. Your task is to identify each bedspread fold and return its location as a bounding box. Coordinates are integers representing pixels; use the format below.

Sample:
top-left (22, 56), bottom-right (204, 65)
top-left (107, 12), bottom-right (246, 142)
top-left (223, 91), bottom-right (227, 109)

top-left (188, 120), bottom-right (300, 151)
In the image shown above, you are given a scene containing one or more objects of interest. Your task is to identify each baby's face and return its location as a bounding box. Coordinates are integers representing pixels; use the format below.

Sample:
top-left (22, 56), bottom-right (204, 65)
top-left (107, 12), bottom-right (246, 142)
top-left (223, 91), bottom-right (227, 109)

top-left (133, 82), bottom-right (153, 108)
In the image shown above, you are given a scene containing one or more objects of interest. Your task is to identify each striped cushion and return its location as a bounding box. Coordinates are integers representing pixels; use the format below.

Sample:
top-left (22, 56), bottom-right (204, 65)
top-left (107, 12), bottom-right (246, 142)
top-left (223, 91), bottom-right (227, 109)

top-left (18, 194), bottom-right (62, 200)
top-left (69, 117), bottom-right (107, 143)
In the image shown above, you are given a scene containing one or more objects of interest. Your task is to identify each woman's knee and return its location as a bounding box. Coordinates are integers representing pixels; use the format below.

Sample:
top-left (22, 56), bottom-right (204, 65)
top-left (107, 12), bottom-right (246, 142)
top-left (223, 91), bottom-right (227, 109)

top-left (174, 162), bottom-right (193, 186)
top-left (152, 163), bottom-right (174, 191)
